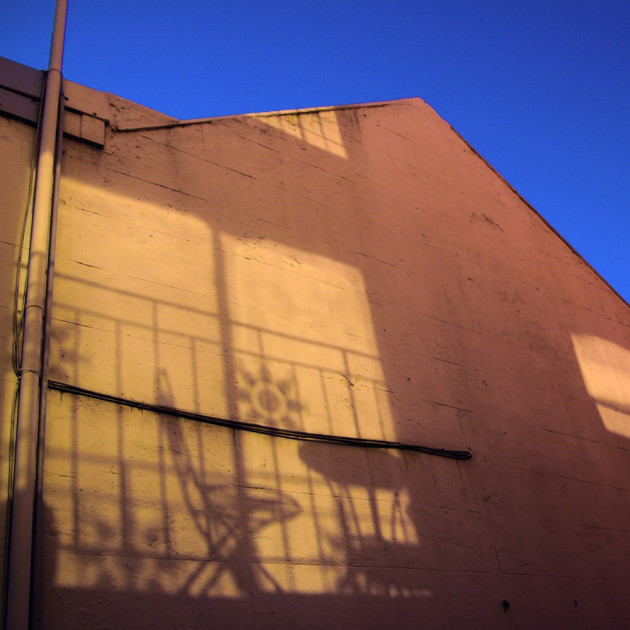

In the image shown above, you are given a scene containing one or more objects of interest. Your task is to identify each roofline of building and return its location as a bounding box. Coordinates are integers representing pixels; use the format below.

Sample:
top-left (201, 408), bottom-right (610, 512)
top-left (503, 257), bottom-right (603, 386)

top-left (113, 99), bottom-right (414, 132)
top-left (2, 55), bottom-right (627, 311)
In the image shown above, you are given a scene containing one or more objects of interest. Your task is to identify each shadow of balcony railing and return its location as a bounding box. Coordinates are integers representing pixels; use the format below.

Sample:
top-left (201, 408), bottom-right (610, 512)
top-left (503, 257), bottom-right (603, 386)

top-left (43, 264), bottom-right (429, 603)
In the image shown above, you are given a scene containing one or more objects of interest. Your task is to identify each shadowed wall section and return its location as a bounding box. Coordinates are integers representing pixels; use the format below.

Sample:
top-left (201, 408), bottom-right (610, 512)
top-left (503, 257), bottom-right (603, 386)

top-left (2, 66), bottom-right (630, 629)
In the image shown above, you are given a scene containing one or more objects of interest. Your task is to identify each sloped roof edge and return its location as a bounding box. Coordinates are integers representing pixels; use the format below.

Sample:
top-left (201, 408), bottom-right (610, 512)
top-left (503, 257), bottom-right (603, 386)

top-left (113, 98), bottom-right (416, 132)
top-left (1, 56), bottom-right (627, 310)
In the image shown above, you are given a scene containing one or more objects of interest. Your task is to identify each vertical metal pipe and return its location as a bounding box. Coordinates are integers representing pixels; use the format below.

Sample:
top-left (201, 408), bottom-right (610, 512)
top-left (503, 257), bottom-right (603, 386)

top-left (6, 1), bottom-right (68, 628)
top-left (31, 89), bottom-right (65, 630)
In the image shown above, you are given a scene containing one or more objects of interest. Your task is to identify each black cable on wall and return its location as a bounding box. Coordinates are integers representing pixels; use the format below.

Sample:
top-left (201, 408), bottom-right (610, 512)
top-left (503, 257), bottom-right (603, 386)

top-left (47, 380), bottom-right (472, 460)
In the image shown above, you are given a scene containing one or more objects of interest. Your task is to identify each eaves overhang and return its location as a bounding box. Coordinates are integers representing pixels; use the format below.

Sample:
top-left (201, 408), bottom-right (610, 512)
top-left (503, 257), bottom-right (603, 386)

top-left (0, 56), bottom-right (106, 147)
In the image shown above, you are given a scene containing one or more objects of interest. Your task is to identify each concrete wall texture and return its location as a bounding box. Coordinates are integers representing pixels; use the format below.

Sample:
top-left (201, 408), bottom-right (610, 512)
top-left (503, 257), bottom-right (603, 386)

top-left (2, 60), bottom-right (630, 628)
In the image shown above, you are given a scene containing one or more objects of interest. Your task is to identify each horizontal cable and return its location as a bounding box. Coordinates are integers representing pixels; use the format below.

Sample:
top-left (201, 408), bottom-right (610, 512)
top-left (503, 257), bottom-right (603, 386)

top-left (47, 380), bottom-right (472, 460)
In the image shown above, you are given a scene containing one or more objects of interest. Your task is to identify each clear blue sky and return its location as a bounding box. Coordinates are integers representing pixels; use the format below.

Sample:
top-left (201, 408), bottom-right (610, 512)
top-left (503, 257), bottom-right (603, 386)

top-left (3, 1), bottom-right (629, 304)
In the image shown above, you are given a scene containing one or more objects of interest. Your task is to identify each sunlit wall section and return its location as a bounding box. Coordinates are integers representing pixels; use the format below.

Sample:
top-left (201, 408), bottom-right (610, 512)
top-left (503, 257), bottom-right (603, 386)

top-left (221, 232), bottom-right (418, 592)
top-left (42, 223), bottom-right (420, 603)
top-left (572, 335), bottom-right (630, 438)
top-left (42, 391), bottom-right (240, 597)
top-left (42, 390), bottom-right (420, 603)
top-left (252, 110), bottom-right (347, 158)
top-left (222, 233), bottom-right (393, 440)
top-left (51, 178), bottom-right (227, 418)
top-left (0, 114), bottom-right (38, 608)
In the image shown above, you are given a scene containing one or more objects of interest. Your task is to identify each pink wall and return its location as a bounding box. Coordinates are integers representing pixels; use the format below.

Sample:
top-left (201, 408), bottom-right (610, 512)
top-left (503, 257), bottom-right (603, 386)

top-left (3, 71), bottom-right (630, 628)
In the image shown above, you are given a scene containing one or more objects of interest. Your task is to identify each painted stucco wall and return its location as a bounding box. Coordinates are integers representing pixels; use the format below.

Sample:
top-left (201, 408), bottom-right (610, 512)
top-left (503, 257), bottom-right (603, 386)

top-left (3, 73), bottom-right (630, 629)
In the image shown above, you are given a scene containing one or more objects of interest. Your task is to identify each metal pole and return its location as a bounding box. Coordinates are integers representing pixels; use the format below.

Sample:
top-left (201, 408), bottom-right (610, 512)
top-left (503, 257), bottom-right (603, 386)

top-left (6, 1), bottom-right (68, 628)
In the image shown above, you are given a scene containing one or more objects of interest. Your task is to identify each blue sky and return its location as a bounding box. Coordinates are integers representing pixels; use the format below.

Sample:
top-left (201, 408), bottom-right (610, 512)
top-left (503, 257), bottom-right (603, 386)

top-left (3, 1), bottom-right (629, 304)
